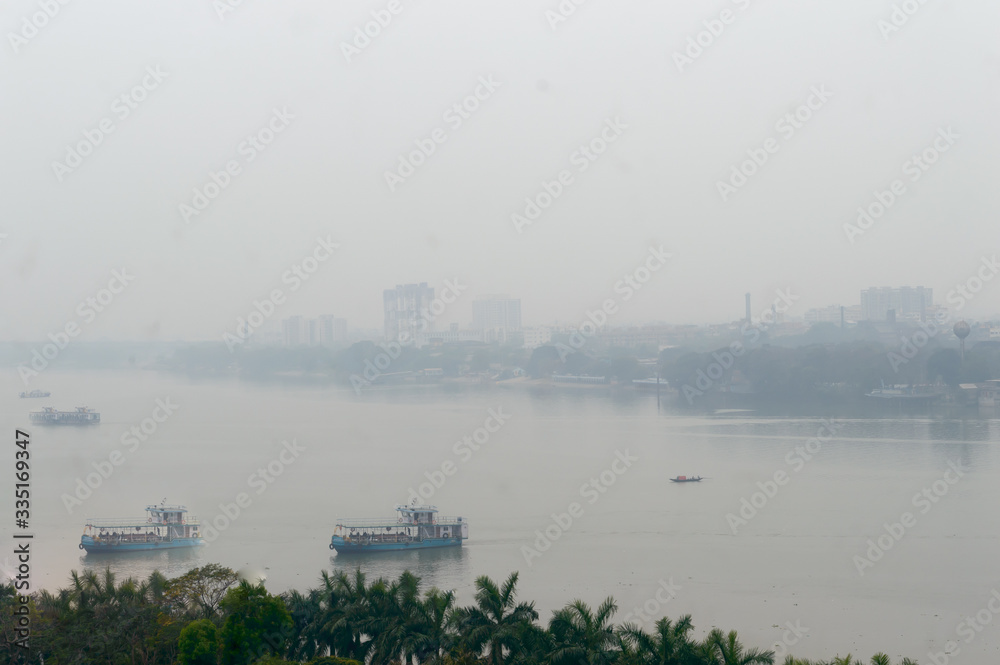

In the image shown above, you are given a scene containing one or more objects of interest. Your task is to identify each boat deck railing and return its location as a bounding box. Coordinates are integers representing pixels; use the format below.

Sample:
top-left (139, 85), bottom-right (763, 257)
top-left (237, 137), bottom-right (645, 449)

top-left (85, 516), bottom-right (200, 528)
top-left (433, 515), bottom-right (463, 524)
top-left (335, 515), bottom-right (464, 528)
top-left (147, 504), bottom-right (190, 513)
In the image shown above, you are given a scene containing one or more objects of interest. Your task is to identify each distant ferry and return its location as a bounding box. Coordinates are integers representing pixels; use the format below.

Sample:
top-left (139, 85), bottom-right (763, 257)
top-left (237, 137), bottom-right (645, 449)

top-left (865, 385), bottom-right (942, 403)
top-left (330, 502), bottom-right (468, 553)
top-left (19, 390), bottom-right (50, 398)
top-left (670, 475), bottom-right (703, 483)
top-left (29, 406), bottom-right (100, 425)
top-left (80, 502), bottom-right (202, 553)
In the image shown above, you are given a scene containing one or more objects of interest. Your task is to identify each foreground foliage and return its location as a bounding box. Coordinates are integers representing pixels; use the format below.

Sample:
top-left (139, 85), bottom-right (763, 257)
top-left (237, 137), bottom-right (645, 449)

top-left (0, 565), bottom-right (918, 664)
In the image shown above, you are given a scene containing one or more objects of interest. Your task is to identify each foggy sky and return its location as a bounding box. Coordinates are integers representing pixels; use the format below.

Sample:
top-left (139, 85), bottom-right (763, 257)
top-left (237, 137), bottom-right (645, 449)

top-left (2, 0), bottom-right (999, 340)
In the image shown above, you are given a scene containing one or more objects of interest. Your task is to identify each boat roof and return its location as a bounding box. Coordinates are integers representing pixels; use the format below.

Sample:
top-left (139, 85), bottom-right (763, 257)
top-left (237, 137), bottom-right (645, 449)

top-left (331, 503), bottom-right (465, 527)
top-left (395, 503), bottom-right (438, 513)
top-left (147, 504), bottom-right (188, 512)
top-left (334, 515), bottom-right (463, 527)
top-left (85, 516), bottom-right (200, 527)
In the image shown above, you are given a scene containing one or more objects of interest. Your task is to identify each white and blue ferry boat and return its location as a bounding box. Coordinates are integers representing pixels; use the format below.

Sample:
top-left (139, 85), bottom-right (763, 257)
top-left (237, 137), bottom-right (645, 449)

top-left (80, 502), bottom-right (203, 553)
top-left (30, 406), bottom-right (100, 425)
top-left (329, 502), bottom-right (468, 553)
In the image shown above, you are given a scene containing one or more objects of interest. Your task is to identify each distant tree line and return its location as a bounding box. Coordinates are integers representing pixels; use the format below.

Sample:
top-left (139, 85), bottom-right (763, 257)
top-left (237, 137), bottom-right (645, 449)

top-left (0, 564), bottom-right (917, 665)
top-left (160, 341), bottom-right (655, 385)
top-left (156, 329), bottom-right (1000, 402)
top-left (660, 339), bottom-right (1000, 406)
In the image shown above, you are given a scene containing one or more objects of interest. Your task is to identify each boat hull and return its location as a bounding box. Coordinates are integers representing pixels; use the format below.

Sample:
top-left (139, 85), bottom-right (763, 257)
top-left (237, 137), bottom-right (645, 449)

top-left (81, 535), bottom-right (203, 553)
top-left (330, 536), bottom-right (463, 553)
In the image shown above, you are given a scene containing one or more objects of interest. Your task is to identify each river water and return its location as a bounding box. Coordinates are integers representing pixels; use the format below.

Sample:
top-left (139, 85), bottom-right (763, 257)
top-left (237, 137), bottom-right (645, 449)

top-left (2, 369), bottom-right (998, 662)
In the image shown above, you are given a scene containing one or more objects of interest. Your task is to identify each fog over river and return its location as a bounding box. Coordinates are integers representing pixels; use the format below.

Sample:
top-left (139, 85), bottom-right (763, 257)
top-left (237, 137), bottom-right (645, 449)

top-left (3, 370), bottom-right (999, 661)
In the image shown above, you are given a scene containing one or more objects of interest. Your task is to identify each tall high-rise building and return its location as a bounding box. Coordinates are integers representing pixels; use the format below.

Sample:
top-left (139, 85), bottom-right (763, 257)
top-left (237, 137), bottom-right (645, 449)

top-left (472, 295), bottom-right (522, 331)
top-left (318, 315), bottom-right (348, 345)
top-left (384, 283), bottom-right (436, 342)
top-left (860, 286), bottom-right (932, 321)
top-left (283, 315), bottom-right (303, 346)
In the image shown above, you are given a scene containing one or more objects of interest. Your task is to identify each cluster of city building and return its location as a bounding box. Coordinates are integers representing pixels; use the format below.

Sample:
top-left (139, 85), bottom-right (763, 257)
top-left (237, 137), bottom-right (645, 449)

top-left (806, 286), bottom-right (999, 343)
top-left (245, 283), bottom-right (999, 351)
top-left (252, 314), bottom-right (348, 347)
top-left (382, 283), bottom-right (525, 346)
top-left (804, 286), bottom-right (941, 325)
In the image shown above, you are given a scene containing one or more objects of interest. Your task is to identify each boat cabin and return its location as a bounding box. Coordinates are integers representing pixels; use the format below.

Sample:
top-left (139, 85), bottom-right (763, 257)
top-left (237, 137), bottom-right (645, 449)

top-left (395, 503), bottom-right (440, 525)
top-left (330, 502), bottom-right (468, 546)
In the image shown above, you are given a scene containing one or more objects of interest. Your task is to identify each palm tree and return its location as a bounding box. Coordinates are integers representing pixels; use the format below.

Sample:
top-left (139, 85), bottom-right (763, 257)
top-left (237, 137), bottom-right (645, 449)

top-left (828, 656), bottom-right (917, 665)
top-left (618, 615), bottom-right (706, 665)
top-left (313, 568), bottom-right (377, 661)
top-left (411, 586), bottom-right (459, 663)
top-left (547, 597), bottom-right (621, 665)
top-left (366, 570), bottom-right (426, 664)
top-left (146, 570), bottom-right (169, 605)
top-left (283, 587), bottom-right (323, 661)
top-left (45, 567), bottom-right (163, 664)
top-left (454, 572), bottom-right (539, 665)
top-left (704, 629), bottom-right (774, 665)
top-left (777, 657), bottom-right (819, 665)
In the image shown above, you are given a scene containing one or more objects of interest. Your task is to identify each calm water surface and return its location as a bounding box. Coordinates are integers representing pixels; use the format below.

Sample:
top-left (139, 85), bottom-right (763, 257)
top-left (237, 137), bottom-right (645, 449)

top-left (2, 369), bottom-right (998, 661)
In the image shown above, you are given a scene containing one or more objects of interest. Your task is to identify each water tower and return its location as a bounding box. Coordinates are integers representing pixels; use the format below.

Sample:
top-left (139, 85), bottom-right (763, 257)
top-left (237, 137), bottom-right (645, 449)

top-left (954, 321), bottom-right (970, 362)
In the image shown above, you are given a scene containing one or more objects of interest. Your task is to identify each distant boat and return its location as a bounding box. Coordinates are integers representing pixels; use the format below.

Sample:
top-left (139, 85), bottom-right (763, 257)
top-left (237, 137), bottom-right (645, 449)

top-left (669, 475), bottom-right (702, 483)
top-left (330, 501), bottom-right (468, 553)
top-left (19, 390), bottom-right (50, 398)
top-left (80, 502), bottom-right (203, 553)
top-left (865, 384), bottom-right (942, 403)
top-left (29, 406), bottom-right (100, 425)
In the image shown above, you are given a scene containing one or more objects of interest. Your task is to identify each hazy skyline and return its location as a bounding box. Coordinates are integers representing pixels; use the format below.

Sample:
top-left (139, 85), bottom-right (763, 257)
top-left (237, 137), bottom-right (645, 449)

top-left (3, 0), bottom-right (999, 341)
